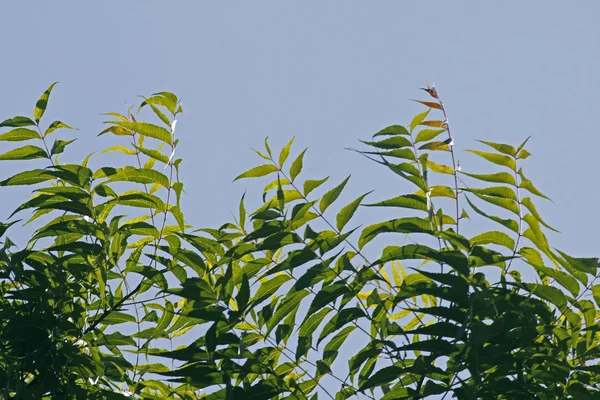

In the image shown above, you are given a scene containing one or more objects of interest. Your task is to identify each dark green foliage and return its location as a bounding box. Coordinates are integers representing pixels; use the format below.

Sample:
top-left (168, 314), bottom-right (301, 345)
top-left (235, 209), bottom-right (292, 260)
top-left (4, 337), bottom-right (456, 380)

top-left (0, 83), bottom-right (598, 399)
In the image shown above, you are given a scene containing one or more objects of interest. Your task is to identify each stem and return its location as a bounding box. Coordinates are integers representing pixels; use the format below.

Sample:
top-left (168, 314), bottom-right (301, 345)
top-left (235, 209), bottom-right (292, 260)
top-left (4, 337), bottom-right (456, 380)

top-left (437, 97), bottom-right (460, 235)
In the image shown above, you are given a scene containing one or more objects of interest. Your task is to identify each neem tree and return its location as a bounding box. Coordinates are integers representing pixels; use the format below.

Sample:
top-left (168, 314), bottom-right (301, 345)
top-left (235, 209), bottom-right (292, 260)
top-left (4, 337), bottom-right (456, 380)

top-left (1, 84), bottom-right (599, 399)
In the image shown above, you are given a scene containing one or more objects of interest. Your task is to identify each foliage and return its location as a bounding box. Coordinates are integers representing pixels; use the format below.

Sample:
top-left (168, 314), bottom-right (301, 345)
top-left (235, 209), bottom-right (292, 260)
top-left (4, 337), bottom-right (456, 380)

top-left (1, 83), bottom-right (599, 399)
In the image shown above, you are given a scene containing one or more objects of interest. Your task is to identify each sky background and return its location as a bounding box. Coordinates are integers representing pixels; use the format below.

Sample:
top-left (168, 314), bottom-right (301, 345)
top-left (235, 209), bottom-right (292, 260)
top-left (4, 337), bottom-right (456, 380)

top-left (1, 1), bottom-right (600, 397)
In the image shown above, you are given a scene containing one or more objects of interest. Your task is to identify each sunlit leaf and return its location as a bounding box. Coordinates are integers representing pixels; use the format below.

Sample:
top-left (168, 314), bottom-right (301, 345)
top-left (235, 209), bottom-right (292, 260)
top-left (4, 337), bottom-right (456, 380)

top-left (374, 125), bottom-right (409, 137)
top-left (319, 176), bottom-right (350, 213)
top-left (106, 121), bottom-right (171, 143)
top-left (336, 191), bottom-right (371, 231)
top-left (279, 137), bottom-right (295, 167)
top-left (0, 128), bottom-right (39, 142)
top-left (34, 82), bottom-right (58, 123)
top-left (290, 149), bottom-right (307, 182)
top-left (410, 110), bottom-right (430, 132)
top-left (466, 150), bottom-right (516, 170)
top-left (477, 140), bottom-right (517, 157)
top-left (0, 145), bottom-right (47, 160)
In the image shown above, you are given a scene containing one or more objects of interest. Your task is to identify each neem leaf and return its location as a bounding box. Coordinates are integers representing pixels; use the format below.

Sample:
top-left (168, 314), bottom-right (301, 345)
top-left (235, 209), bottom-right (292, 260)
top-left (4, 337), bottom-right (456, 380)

top-left (234, 164), bottom-right (279, 181)
top-left (34, 82), bottom-right (59, 123)
top-left (373, 125), bottom-right (409, 138)
top-left (290, 149), bottom-right (307, 182)
top-left (336, 191), bottom-right (371, 231)
top-left (319, 176), bottom-right (350, 213)
top-left (0, 145), bottom-right (47, 161)
top-left (0, 128), bottom-right (39, 142)
top-left (279, 137), bottom-right (295, 167)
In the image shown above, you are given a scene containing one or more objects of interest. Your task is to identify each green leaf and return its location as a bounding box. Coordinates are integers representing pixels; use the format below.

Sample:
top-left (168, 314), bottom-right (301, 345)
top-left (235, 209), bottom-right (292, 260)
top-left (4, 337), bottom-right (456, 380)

top-left (0, 145), bottom-right (47, 160)
top-left (378, 244), bottom-right (469, 275)
top-left (407, 321), bottom-right (459, 338)
top-left (96, 331), bottom-right (136, 347)
top-left (592, 285), bottom-right (600, 308)
top-left (471, 192), bottom-right (520, 215)
top-left (319, 176), bottom-right (350, 213)
top-left (418, 141), bottom-right (450, 152)
top-left (102, 311), bottom-right (137, 325)
top-left (362, 148), bottom-right (416, 161)
top-left (460, 171), bottom-right (516, 185)
top-left (264, 137), bottom-right (273, 157)
top-left (98, 125), bottom-right (132, 137)
top-left (279, 137), bottom-right (295, 167)
top-left (107, 121), bottom-right (171, 143)
top-left (266, 289), bottom-right (309, 335)
top-left (466, 150), bottom-right (516, 170)
top-left (133, 144), bottom-right (170, 164)
top-left (251, 275), bottom-right (292, 306)
top-left (0, 128), bottom-right (39, 142)
top-left (234, 164), bottom-right (279, 182)
top-left (117, 191), bottom-right (166, 210)
top-left (290, 149), bottom-right (307, 182)
top-left (101, 145), bottom-right (137, 156)
top-left (303, 177), bottom-right (329, 196)
top-left (410, 110), bottom-right (430, 132)
top-left (477, 140), bottom-right (517, 157)
top-left (470, 231), bottom-right (515, 250)
top-left (373, 125), bottom-right (409, 137)
top-left (34, 82), bottom-right (58, 123)
top-left (336, 191), bottom-right (371, 231)
top-left (307, 283), bottom-right (350, 317)
top-left (415, 129), bottom-right (446, 143)
top-left (50, 139), bottom-right (76, 156)
top-left (140, 92), bottom-right (178, 115)
top-left (0, 169), bottom-right (53, 186)
top-left (521, 197), bottom-right (558, 232)
top-left (0, 116), bottom-right (36, 128)
top-left (297, 308), bottom-right (333, 360)
top-left (364, 194), bottom-right (428, 211)
top-left (318, 307), bottom-right (365, 345)
top-left (426, 160), bottom-right (454, 174)
top-left (361, 136), bottom-right (412, 149)
top-left (322, 326), bottom-right (356, 366)
top-left (44, 121), bottom-right (75, 137)
top-left (462, 186), bottom-right (517, 201)
top-left (519, 177), bottom-right (550, 200)
top-left (520, 282), bottom-right (567, 311)
top-left (96, 166), bottom-right (170, 189)
top-left (359, 217), bottom-right (432, 249)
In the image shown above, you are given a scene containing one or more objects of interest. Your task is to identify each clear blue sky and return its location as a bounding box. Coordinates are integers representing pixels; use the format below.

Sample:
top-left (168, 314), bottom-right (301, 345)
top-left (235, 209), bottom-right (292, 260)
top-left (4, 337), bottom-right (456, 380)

top-left (1, 2), bottom-right (599, 396)
top-left (2, 2), bottom-right (598, 256)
